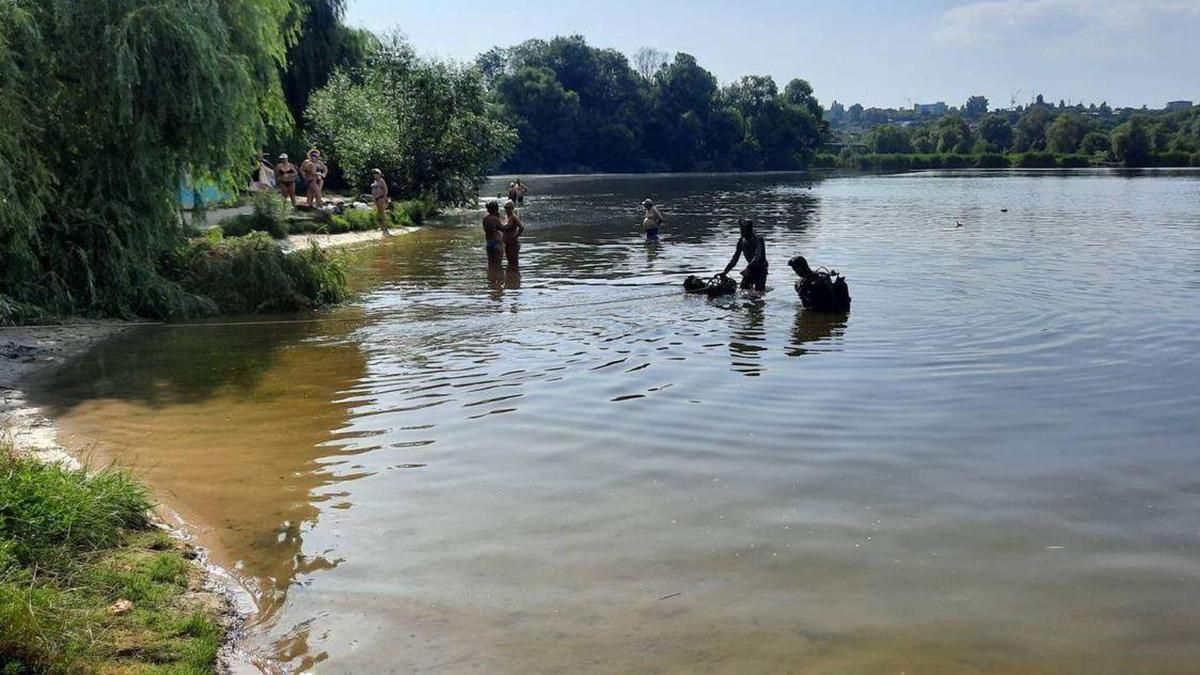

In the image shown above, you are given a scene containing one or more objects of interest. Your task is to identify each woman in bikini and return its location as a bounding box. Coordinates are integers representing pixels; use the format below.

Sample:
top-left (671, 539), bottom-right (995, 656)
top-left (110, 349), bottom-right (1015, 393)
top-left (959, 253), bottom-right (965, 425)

top-left (274, 153), bottom-right (298, 206)
top-left (482, 201), bottom-right (504, 267)
top-left (501, 200), bottom-right (525, 267)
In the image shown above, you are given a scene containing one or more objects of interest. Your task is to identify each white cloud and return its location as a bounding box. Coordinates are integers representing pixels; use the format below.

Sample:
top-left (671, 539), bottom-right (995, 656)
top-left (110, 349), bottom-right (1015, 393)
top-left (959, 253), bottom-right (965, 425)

top-left (935, 0), bottom-right (1200, 46)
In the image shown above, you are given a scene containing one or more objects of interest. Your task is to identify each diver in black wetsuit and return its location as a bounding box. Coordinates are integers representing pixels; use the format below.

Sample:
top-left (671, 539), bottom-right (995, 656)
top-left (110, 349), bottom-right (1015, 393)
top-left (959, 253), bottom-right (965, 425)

top-left (789, 255), bottom-right (851, 312)
top-left (722, 219), bottom-right (768, 292)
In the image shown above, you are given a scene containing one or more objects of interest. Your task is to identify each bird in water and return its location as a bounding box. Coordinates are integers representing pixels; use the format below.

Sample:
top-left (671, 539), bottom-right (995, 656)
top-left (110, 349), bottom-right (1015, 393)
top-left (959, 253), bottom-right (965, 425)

top-left (956, 220), bottom-right (963, 228)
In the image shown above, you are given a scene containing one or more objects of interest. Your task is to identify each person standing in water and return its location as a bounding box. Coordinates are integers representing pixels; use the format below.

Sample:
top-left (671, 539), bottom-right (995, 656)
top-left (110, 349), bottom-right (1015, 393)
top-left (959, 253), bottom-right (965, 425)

top-left (371, 168), bottom-right (390, 235)
top-left (274, 153), bottom-right (298, 206)
top-left (482, 201), bottom-right (504, 267)
top-left (642, 199), bottom-right (665, 242)
top-left (514, 179), bottom-right (528, 205)
top-left (722, 219), bottom-right (768, 292)
top-left (500, 200), bottom-right (525, 266)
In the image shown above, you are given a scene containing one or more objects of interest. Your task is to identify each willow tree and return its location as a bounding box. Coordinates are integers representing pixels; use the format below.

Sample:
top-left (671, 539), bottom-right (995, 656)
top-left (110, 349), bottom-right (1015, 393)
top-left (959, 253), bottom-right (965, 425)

top-left (0, 0), bottom-right (297, 320)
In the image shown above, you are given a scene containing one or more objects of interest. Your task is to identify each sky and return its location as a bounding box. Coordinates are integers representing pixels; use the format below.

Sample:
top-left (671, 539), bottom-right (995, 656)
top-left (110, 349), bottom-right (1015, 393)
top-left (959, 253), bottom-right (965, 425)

top-left (344, 0), bottom-right (1200, 110)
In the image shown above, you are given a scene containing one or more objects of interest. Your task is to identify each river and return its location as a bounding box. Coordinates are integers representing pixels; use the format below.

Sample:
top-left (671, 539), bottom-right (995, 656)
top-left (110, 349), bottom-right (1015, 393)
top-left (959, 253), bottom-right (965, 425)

top-left (33, 170), bottom-right (1200, 673)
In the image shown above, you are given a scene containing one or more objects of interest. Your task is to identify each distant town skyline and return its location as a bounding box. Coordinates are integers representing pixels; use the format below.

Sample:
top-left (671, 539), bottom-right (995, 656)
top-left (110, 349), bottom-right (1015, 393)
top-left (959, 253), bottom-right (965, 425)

top-left (346, 0), bottom-right (1198, 110)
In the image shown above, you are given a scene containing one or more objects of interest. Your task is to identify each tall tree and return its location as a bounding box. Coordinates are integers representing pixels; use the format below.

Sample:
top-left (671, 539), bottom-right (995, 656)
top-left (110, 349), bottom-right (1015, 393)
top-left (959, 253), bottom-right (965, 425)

top-left (308, 33), bottom-right (516, 203)
top-left (632, 47), bottom-right (670, 79)
top-left (963, 95), bottom-right (989, 118)
top-left (978, 114), bottom-right (1014, 152)
top-left (1111, 117), bottom-right (1151, 167)
top-left (1, 0), bottom-right (297, 319)
top-left (280, 0), bottom-right (375, 127)
top-left (1046, 113), bottom-right (1089, 154)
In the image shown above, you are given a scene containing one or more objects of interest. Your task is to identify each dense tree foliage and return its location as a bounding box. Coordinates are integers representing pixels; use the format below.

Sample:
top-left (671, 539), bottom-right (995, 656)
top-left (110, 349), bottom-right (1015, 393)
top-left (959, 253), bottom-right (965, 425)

top-left (482, 36), bottom-right (828, 173)
top-left (280, 0), bottom-right (376, 127)
top-left (828, 93), bottom-right (1200, 168)
top-left (307, 34), bottom-right (517, 204)
top-left (1, 0), bottom-right (298, 320)
top-left (963, 95), bottom-right (989, 118)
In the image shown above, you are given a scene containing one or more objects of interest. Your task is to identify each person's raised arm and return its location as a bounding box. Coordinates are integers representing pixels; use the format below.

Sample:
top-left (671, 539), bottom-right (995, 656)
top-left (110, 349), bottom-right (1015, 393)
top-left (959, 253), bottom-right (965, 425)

top-left (723, 239), bottom-right (744, 275)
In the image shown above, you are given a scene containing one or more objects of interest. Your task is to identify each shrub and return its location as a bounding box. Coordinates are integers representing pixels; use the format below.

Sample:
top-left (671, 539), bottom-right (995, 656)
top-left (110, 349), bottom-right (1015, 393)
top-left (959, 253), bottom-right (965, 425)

top-left (942, 154), bottom-right (969, 168)
top-left (1014, 151), bottom-right (1058, 168)
top-left (1153, 150), bottom-right (1192, 167)
top-left (220, 192), bottom-right (290, 239)
top-left (975, 153), bottom-right (1007, 168)
top-left (809, 154), bottom-right (838, 169)
top-left (1058, 154), bottom-right (1092, 168)
top-left (168, 233), bottom-right (347, 314)
top-left (396, 198), bottom-right (439, 226)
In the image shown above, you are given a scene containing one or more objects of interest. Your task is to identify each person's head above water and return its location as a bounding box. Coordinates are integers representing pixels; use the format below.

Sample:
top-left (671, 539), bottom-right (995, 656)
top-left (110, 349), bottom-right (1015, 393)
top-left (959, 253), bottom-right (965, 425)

top-left (738, 218), bottom-right (756, 237)
top-left (788, 255), bottom-right (813, 277)
top-left (486, 201), bottom-right (499, 215)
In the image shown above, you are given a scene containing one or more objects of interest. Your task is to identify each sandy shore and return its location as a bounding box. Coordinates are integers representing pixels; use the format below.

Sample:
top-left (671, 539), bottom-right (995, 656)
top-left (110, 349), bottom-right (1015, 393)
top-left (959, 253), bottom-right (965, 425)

top-left (0, 226), bottom-right (413, 672)
top-left (281, 225), bottom-right (418, 253)
top-left (0, 321), bottom-right (259, 672)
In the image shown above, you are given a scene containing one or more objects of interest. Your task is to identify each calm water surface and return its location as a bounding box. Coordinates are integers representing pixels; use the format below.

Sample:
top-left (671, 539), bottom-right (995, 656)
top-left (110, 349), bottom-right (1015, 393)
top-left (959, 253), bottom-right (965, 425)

top-left (36, 170), bottom-right (1200, 673)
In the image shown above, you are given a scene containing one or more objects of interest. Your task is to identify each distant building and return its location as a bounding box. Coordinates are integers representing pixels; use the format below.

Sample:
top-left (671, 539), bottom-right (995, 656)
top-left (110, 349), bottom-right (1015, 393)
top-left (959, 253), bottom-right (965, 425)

top-left (913, 101), bottom-right (948, 115)
top-left (1166, 100), bottom-right (1193, 111)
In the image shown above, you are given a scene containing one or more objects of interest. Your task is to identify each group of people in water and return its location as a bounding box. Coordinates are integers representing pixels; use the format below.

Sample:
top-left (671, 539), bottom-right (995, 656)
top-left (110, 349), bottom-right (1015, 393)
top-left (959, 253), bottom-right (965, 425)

top-left (483, 186), bottom-right (851, 313)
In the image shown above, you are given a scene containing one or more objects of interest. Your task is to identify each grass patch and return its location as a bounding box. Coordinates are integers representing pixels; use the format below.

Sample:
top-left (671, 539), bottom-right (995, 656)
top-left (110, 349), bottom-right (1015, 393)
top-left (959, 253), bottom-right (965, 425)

top-left (0, 447), bottom-right (224, 673)
top-left (288, 196), bottom-right (440, 236)
top-left (218, 192), bottom-right (290, 239)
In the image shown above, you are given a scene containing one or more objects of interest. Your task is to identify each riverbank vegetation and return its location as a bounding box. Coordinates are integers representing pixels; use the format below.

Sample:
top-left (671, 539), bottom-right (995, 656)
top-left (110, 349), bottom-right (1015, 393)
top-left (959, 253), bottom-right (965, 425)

top-left (0, 446), bottom-right (224, 672)
top-left (0, 0), bottom-right (349, 324)
top-left (828, 95), bottom-right (1200, 168)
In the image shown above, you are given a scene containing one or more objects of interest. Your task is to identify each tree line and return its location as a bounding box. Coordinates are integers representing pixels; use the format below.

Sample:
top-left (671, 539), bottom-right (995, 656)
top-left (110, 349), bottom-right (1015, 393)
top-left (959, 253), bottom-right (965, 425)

top-left (477, 37), bottom-right (828, 173)
top-left (831, 95), bottom-right (1200, 168)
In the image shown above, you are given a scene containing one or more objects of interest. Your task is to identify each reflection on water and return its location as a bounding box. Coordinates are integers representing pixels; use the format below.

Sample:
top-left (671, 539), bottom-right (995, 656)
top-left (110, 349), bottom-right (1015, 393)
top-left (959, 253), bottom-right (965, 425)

top-left (33, 170), bottom-right (1200, 673)
top-left (788, 309), bottom-right (849, 357)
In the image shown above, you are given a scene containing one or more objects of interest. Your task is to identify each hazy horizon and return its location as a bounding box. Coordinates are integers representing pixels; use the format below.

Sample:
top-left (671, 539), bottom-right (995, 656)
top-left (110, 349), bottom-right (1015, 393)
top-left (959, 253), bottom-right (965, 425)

top-left (345, 0), bottom-right (1199, 110)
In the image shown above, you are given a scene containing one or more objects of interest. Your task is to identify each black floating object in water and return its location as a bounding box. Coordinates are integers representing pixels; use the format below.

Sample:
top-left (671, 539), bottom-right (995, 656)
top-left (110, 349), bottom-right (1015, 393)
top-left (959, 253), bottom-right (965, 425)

top-left (956, 220), bottom-right (963, 227)
top-left (1000, 208), bottom-right (1008, 212)
top-left (684, 274), bottom-right (736, 298)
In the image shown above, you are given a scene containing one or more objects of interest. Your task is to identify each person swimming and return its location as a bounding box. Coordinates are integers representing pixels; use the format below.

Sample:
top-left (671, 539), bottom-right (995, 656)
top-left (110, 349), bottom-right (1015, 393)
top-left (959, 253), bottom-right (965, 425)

top-left (482, 201), bottom-right (504, 267)
top-left (788, 255), bottom-right (851, 312)
top-left (641, 199), bottom-right (664, 242)
top-left (722, 219), bottom-right (768, 292)
top-left (500, 200), bottom-right (525, 266)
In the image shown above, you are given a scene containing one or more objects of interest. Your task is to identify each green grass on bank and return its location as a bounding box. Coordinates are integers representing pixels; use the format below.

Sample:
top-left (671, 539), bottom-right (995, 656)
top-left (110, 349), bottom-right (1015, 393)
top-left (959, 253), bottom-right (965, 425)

top-left (0, 446), bottom-right (223, 674)
top-left (812, 150), bottom-right (1200, 172)
top-left (219, 192), bottom-right (439, 240)
top-left (165, 231), bottom-right (348, 315)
